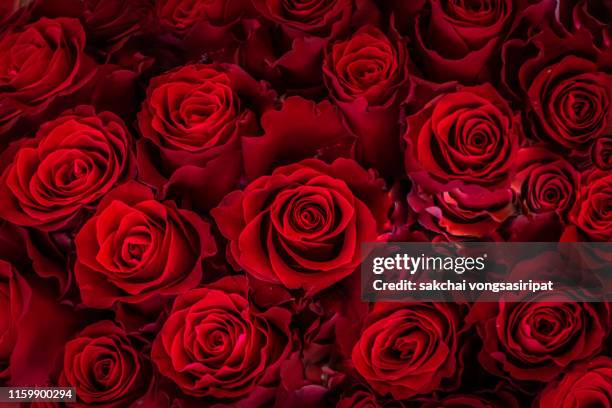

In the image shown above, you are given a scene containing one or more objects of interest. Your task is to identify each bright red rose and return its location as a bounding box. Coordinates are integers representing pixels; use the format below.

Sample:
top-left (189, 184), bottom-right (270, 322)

top-left (568, 170), bottom-right (612, 241)
top-left (512, 147), bottom-right (579, 218)
top-left (469, 299), bottom-right (610, 381)
top-left (137, 63), bottom-right (271, 210)
top-left (525, 56), bottom-right (612, 151)
top-left (74, 181), bottom-right (216, 308)
top-left (59, 321), bottom-right (149, 407)
top-left (404, 84), bottom-right (519, 192)
top-left (0, 17), bottom-right (95, 133)
top-left (0, 106), bottom-right (134, 231)
top-left (212, 158), bottom-right (390, 295)
top-left (151, 276), bottom-right (292, 401)
top-left (0, 259), bottom-right (30, 382)
top-left (352, 302), bottom-right (466, 399)
top-left (535, 356), bottom-right (612, 408)
top-left (323, 24), bottom-right (409, 176)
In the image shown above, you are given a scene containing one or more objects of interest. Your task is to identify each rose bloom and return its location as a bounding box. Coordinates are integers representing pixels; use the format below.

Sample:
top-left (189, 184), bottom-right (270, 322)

top-left (512, 147), bottom-right (579, 218)
top-left (83, 0), bottom-right (154, 51)
top-left (404, 84), bottom-right (519, 192)
top-left (352, 302), bottom-right (465, 399)
top-left (569, 170), bottom-right (612, 241)
top-left (0, 17), bottom-right (95, 133)
top-left (59, 321), bottom-right (149, 407)
top-left (212, 158), bottom-right (390, 294)
top-left (0, 259), bottom-right (30, 382)
top-left (323, 24), bottom-right (409, 176)
top-left (535, 356), bottom-right (612, 408)
top-left (0, 106), bottom-right (134, 231)
top-left (408, 184), bottom-right (515, 239)
top-left (469, 298), bottom-right (610, 381)
top-left (156, 0), bottom-right (250, 31)
top-left (593, 135), bottom-right (612, 170)
top-left (137, 63), bottom-right (268, 210)
top-left (409, 0), bottom-right (515, 82)
top-left (152, 276), bottom-right (292, 401)
top-left (525, 56), bottom-right (612, 151)
top-left (74, 181), bottom-right (216, 308)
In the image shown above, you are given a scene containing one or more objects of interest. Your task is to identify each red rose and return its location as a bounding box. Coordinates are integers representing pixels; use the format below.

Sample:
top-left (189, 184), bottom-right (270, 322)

top-left (512, 147), bottom-right (579, 217)
top-left (156, 0), bottom-right (250, 32)
top-left (352, 302), bottom-right (465, 399)
top-left (0, 17), bottom-right (95, 133)
top-left (469, 299), bottom-right (610, 381)
top-left (212, 158), bottom-right (389, 294)
top-left (408, 184), bottom-right (515, 239)
top-left (337, 389), bottom-right (380, 408)
top-left (241, 0), bottom-right (379, 91)
top-left (568, 170), bottom-right (612, 241)
top-left (83, 0), bottom-right (154, 51)
top-left (525, 56), bottom-right (612, 151)
top-left (411, 0), bottom-right (515, 82)
top-left (535, 357), bottom-right (612, 408)
top-left (404, 84), bottom-right (519, 192)
top-left (0, 106), bottom-right (134, 231)
top-left (593, 135), bottom-right (612, 170)
top-left (74, 181), bottom-right (216, 308)
top-left (151, 276), bottom-right (292, 401)
top-left (0, 260), bottom-right (31, 382)
top-left (59, 321), bottom-right (149, 407)
top-left (137, 63), bottom-right (271, 210)
top-left (323, 24), bottom-right (409, 176)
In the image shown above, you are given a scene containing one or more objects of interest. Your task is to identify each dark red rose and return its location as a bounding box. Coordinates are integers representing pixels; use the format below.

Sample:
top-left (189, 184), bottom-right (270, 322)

top-left (241, 0), bottom-right (379, 91)
top-left (74, 181), bottom-right (217, 308)
top-left (593, 135), bottom-right (612, 170)
top-left (337, 389), bottom-right (381, 408)
top-left (404, 84), bottom-right (519, 192)
top-left (352, 302), bottom-right (466, 399)
top-left (83, 0), bottom-right (154, 51)
top-left (151, 276), bottom-right (292, 401)
top-left (525, 56), bottom-right (612, 151)
top-left (410, 0), bottom-right (515, 83)
top-left (408, 183), bottom-right (515, 239)
top-left (0, 260), bottom-right (31, 382)
top-left (242, 96), bottom-right (355, 180)
top-left (137, 63), bottom-right (272, 210)
top-left (469, 299), bottom-right (610, 381)
top-left (535, 357), bottom-right (612, 408)
top-left (59, 321), bottom-right (149, 407)
top-left (512, 147), bottom-right (579, 218)
top-left (156, 0), bottom-right (250, 32)
top-left (212, 158), bottom-right (389, 295)
top-left (323, 24), bottom-right (410, 176)
top-left (0, 17), bottom-right (95, 133)
top-left (568, 170), bottom-right (612, 241)
top-left (421, 386), bottom-right (521, 408)
top-left (0, 106), bottom-right (134, 231)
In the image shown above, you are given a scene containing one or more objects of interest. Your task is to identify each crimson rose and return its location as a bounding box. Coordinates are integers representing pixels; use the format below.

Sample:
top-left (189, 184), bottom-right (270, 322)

top-left (568, 170), bottom-right (612, 241)
top-left (0, 106), bottom-right (134, 231)
top-left (59, 321), bottom-right (149, 407)
top-left (352, 302), bottom-right (465, 399)
top-left (0, 17), bottom-right (95, 133)
top-left (74, 181), bottom-right (216, 308)
top-left (212, 158), bottom-right (389, 294)
top-left (151, 276), bottom-right (292, 401)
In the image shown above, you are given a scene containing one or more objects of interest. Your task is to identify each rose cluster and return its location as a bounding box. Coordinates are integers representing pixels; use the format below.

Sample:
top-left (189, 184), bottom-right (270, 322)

top-left (0, 0), bottom-right (610, 406)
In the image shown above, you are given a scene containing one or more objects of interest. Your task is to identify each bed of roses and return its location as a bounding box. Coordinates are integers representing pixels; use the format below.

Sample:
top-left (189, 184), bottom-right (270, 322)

top-left (0, 0), bottom-right (611, 407)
